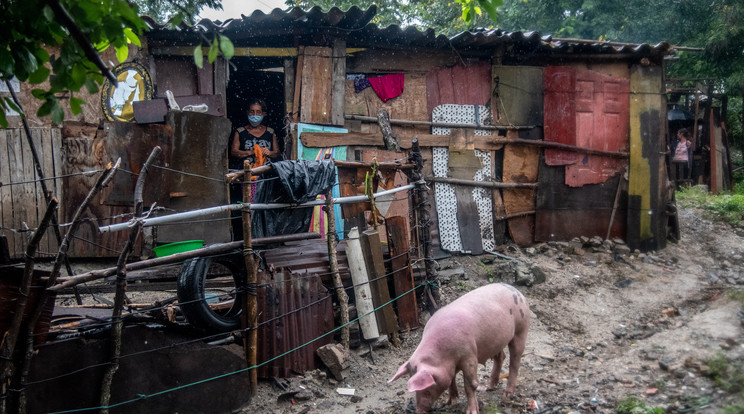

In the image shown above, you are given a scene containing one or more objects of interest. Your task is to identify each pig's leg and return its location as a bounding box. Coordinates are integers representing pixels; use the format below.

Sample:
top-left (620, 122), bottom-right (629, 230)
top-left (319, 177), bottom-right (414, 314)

top-left (478, 350), bottom-right (506, 392)
top-left (504, 333), bottom-right (527, 397)
top-left (446, 377), bottom-right (459, 405)
top-left (462, 358), bottom-right (480, 414)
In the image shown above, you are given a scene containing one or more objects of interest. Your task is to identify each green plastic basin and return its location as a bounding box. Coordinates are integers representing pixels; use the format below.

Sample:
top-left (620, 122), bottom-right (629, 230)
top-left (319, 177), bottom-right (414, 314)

top-left (153, 240), bottom-right (204, 257)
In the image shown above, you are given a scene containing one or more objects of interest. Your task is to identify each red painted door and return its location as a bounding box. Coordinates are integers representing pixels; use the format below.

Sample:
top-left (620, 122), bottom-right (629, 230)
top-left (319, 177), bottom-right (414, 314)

top-left (544, 67), bottom-right (629, 187)
top-left (566, 70), bottom-right (628, 186)
top-left (544, 66), bottom-right (577, 165)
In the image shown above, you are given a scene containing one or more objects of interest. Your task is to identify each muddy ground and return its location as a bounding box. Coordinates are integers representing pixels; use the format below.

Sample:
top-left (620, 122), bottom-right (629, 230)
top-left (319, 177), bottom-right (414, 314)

top-left (244, 206), bottom-right (744, 414)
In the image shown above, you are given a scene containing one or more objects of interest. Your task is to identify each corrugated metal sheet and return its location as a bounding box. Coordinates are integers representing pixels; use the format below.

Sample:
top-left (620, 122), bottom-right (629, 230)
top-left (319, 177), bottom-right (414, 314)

top-left (143, 6), bottom-right (672, 57)
top-left (255, 238), bottom-right (347, 378)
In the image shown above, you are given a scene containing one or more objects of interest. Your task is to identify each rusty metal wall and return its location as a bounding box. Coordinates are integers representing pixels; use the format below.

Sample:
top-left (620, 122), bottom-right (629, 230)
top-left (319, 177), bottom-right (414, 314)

top-left (256, 238), bottom-right (345, 378)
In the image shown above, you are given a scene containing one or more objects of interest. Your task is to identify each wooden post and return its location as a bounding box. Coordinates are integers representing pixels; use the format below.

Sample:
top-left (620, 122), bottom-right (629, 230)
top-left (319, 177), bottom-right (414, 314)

top-left (324, 190), bottom-right (349, 347)
top-left (377, 109), bottom-right (400, 152)
top-left (100, 147), bottom-right (160, 414)
top-left (346, 227), bottom-right (379, 340)
top-left (16, 160), bottom-right (120, 414)
top-left (406, 138), bottom-right (439, 311)
top-left (386, 216), bottom-right (418, 331)
top-left (241, 160), bottom-right (258, 397)
top-left (360, 229), bottom-right (399, 346)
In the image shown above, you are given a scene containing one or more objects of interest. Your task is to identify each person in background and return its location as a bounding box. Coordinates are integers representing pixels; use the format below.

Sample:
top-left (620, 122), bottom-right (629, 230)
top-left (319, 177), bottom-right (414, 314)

top-left (671, 127), bottom-right (693, 182)
top-left (229, 98), bottom-right (280, 241)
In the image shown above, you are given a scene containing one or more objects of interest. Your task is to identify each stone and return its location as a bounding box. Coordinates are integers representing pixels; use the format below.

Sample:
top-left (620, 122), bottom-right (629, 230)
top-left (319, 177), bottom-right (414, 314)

top-left (615, 245), bottom-right (632, 255)
top-left (438, 265), bottom-right (466, 282)
top-left (530, 265), bottom-right (547, 285)
top-left (590, 236), bottom-right (603, 247)
top-left (316, 343), bottom-right (350, 381)
top-left (295, 389), bottom-right (314, 401)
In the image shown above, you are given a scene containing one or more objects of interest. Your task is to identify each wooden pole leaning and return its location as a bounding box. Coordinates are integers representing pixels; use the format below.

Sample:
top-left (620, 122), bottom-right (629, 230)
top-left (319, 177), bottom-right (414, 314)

top-left (241, 160), bottom-right (258, 397)
top-left (100, 147), bottom-right (160, 414)
top-left (324, 190), bottom-right (350, 348)
top-left (16, 160), bottom-right (120, 414)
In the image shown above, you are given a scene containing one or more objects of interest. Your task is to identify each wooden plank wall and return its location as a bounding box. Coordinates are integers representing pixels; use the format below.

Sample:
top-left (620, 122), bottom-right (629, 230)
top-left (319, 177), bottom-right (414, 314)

top-left (0, 128), bottom-right (63, 259)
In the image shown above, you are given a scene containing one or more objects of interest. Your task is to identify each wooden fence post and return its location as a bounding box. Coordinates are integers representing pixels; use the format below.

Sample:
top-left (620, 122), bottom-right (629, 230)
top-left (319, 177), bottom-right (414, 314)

top-left (241, 161), bottom-right (258, 397)
top-left (324, 190), bottom-right (349, 348)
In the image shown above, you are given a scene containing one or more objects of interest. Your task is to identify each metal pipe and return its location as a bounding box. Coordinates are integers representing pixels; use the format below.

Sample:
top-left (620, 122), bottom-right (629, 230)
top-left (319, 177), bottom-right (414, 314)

top-left (99, 183), bottom-right (418, 233)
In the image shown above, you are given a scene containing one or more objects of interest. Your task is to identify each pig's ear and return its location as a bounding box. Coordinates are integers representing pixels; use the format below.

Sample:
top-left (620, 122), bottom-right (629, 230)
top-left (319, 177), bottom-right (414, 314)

top-left (388, 362), bottom-right (409, 383)
top-left (408, 370), bottom-right (435, 392)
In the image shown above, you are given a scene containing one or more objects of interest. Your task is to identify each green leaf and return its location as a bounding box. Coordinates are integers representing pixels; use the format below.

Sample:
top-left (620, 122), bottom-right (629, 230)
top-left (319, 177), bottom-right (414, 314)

top-left (115, 43), bottom-right (128, 63)
top-left (70, 64), bottom-right (87, 89)
top-left (193, 45), bottom-right (203, 69)
top-left (33, 48), bottom-right (50, 64)
top-left (70, 97), bottom-right (86, 115)
top-left (476, 0), bottom-right (502, 21)
top-left (4, 98), bottom-right (22, 115)
top-left (16, 47), bottom-right (39, 78)
top-left (28, 65), bottom-right (50, 84)
top-left (0, 108), bottom-right (8, 129)
top-left (51, 101), bottom-right (64, 124)
top-left (31, 89), bottom-right (47, 99)
top-left (124, 28), bottom-right (141, 47)
top-left (219, 35), bottom-right (234, 60)
top-left (170, 13), bottom-right (184, 28)
top-left (0, 49), bottom-right (14, 76)
top-left (42, 5), bottom-right (54, 22)
top-left (207, 38), bottom-right (219, 64)
top-left (84, 78), bottom-right (99, 94)
top-left (37, 99), bottom-right (55, 117)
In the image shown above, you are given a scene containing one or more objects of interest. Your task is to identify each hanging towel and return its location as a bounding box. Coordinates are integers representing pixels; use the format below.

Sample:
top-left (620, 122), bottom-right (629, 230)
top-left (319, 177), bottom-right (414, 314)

top-left (368, 73), bottom-right (404, 103)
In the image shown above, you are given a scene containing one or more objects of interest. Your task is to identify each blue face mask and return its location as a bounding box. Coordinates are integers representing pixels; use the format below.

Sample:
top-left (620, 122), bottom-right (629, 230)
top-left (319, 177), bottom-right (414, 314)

top-left (248, 115), bottom-right (263, 127)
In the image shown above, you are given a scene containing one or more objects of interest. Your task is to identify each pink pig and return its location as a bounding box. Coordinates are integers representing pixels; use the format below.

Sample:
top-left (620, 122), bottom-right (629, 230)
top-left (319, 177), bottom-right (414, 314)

top-left (389, 283), bottom-right (530, 414)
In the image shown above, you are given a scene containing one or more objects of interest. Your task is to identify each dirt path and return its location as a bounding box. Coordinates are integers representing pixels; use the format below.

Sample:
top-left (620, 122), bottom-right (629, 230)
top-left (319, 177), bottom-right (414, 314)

top-left (246, 206), bottom-right (744, 413)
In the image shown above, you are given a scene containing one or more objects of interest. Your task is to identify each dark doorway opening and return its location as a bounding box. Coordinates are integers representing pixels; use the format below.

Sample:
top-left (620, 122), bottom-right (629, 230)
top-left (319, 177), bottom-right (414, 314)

top-left (226, 57), bottom-right (286, 158)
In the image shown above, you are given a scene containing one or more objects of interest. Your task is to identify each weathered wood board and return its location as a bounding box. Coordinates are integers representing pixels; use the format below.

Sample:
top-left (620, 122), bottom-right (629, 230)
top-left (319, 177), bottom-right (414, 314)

top-left (343, 73), bottom-right (429, 140)
top-left (300, 47), bottom-right (333, 125)
top-left (159, 111), bottom-right (231, 245)
top-left (0, 128), bottom-right (66, 258)
top-left (492, 65), bottom-right (544, 127)
top-left (385, 216), bottom-right (418, 331)
top-left (535, 162), bottom-right (626, 241)
top-left (502, 139), bottom-right (539, 246)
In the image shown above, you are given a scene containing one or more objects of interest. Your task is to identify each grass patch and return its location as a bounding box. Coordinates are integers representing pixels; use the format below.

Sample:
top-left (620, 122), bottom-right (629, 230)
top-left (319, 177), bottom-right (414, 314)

top-left (729, 288), bottom-right (744, 308)
top-left (676, 185), bottom-right (744, 225)
top-left (616, 396), bottom-right (663, 414)
top-left (706, 352), bottom-right (744, 394)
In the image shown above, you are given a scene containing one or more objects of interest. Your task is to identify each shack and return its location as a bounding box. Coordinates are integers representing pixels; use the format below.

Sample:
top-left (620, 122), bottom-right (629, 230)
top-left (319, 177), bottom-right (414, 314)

top-left (0, 5), bottom-right (723, 413)
top-left (0, 5), bottom-right (685, 262)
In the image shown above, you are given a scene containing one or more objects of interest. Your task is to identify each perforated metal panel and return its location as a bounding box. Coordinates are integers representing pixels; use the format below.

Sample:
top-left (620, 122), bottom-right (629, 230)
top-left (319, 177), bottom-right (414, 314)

top-left (431, 104), bottom-right (495, 253)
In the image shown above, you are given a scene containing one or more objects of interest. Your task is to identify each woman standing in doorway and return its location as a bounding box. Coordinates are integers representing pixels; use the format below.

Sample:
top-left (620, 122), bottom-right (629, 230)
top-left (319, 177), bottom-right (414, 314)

top-left (230, 98), bottom-right (280, 167)
top-left (229, 98), bottom-right (280, 240)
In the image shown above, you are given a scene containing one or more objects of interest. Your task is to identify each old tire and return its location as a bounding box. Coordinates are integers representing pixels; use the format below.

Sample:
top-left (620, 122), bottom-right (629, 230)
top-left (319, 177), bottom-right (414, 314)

top-left (176, 252), bottom-right (245, 332)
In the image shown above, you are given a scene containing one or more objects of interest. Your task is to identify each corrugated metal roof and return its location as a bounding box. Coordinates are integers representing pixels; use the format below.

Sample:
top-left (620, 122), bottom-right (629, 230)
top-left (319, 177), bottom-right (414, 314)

top-left (143, 6), bottom-right (672, 57)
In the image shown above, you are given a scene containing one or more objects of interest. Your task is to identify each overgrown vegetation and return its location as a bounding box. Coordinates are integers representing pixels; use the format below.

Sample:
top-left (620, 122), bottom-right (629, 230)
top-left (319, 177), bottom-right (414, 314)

top-left (616, 396), bottom-right (664, 414)
top-left (676, 186), bottom-right (744, 225)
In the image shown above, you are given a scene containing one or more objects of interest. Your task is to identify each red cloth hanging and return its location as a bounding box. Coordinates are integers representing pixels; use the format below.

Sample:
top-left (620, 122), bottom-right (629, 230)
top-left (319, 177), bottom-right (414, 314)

top-left (368, 73), bottom-right (405, 103)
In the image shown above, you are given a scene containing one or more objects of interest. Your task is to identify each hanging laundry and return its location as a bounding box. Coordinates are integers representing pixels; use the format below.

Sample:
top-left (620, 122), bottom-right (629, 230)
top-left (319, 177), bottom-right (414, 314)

top-left (354, 77), bottom-right (372, 93)
top-left (368, 73), bottom-right (404, 103)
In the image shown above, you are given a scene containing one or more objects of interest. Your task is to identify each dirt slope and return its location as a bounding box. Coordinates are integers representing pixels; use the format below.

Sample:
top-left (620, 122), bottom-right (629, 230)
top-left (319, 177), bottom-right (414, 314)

top-left (247, 206), bottom-right (744, 413)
